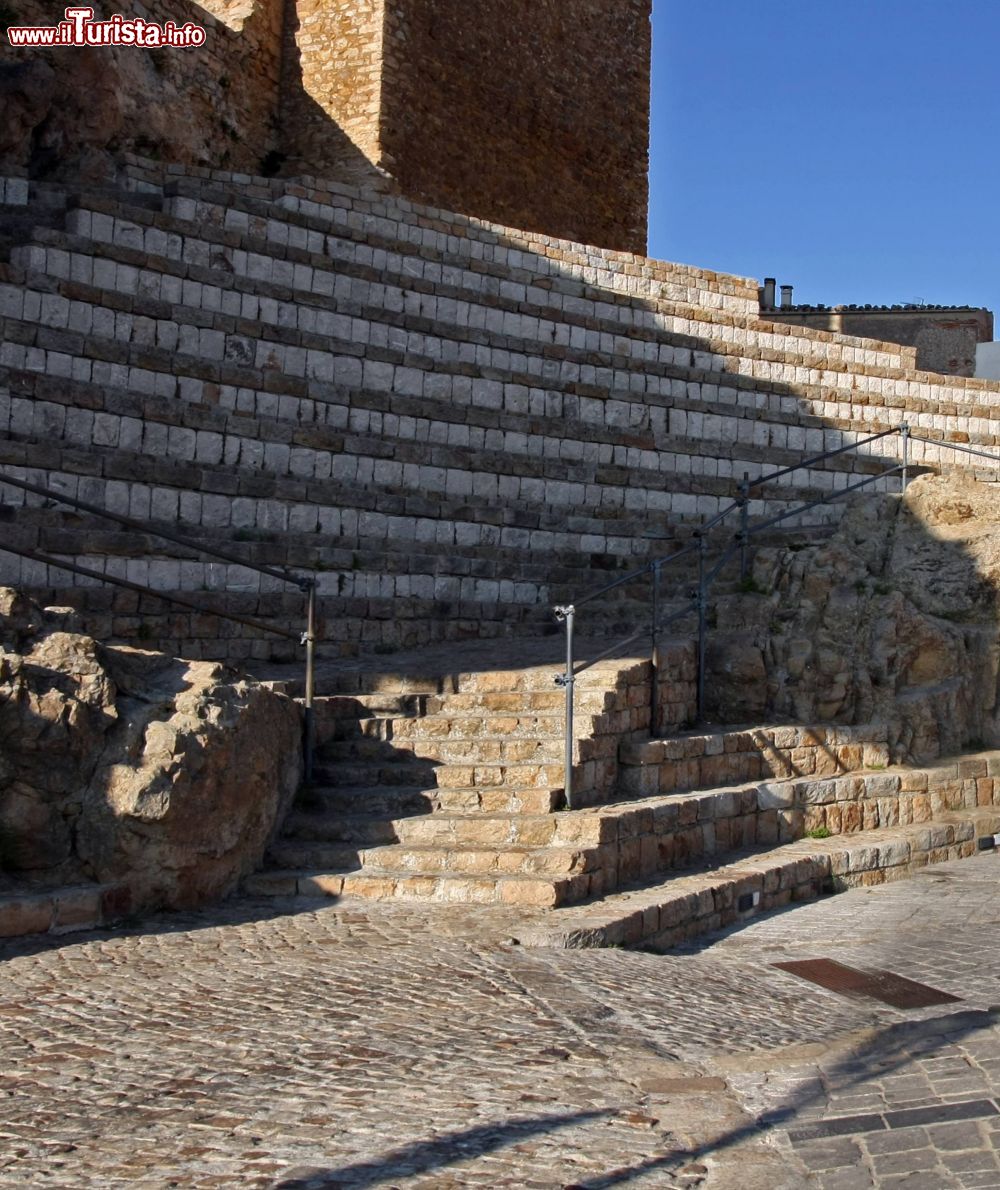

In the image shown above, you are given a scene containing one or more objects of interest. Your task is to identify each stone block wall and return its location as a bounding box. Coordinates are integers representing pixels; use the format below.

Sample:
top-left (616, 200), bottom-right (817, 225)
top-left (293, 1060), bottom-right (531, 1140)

top-left (281, 0), bottom-right (388, 183)
top-left (2, 0), bottom-right (652, 252)
top-left (772, 305), bottom-right (994, 378)
top-left (378, 0), bottom-right (652, 253)
top-left (3, 159), bottom-right (1000, 661)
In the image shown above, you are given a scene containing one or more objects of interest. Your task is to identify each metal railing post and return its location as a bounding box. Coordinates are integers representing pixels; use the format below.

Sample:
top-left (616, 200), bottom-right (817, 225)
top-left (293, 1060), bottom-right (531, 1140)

top-left (554, 604), bottom-right (576, 810)
top-left (650, 561), bottom-right (661, 738)
top-left (900, 423), bottom-right (910, 492)
top-left (697, 534), bottom-right (708, 724)
top-left (739, 472), bottom-right (750, 579)
top-left (301, 579), bottom-right (317, 789)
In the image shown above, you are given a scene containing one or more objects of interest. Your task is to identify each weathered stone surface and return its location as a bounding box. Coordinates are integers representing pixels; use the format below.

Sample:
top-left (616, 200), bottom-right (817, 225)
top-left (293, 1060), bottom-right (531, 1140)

top-left (0, 0), bottom-right (284, 179)
top-left (0, 589), bottom-right (301, 910)
top-left (706, 475), bottom-right (1000, 762)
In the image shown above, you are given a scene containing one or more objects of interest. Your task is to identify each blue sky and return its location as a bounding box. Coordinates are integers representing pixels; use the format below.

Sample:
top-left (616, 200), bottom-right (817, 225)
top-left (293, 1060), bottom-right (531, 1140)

top-left (649, 0), bottom-right (1000, 325)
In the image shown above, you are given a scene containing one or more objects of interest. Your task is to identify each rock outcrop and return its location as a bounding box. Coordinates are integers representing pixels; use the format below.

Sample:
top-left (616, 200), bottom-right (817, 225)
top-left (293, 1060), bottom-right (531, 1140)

top-left (706, 474), bottom-right (1000, 762)
top-left (0, 589), bottom-right (301, 909)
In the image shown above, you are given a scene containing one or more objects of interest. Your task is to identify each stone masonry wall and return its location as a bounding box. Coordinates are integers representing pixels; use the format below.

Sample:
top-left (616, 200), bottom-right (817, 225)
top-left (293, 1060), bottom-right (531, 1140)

top-left (2, 0), bottom-right (652, 253)
top-left (3, 159), bottom-right (1000, 662)
top-left (379, 0), bottom-right (652, 254)
top-left (0, 0), bottom-right (285, 178)
top-left (281, 0), bottom-right (388, 183)
top-left (772, 307), bottom-right (994, 378)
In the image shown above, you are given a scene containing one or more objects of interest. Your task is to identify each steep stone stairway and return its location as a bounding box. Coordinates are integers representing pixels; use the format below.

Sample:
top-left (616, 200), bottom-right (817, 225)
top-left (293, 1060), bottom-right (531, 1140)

top-left (246, 638), bottom-right (1000, 947)
top-left (248, 637), bottom-right (682, 906)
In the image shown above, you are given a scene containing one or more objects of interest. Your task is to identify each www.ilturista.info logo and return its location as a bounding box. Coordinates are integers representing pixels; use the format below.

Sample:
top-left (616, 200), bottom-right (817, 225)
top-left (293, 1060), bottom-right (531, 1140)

top-left (7, 6), bottom-right (207, 47)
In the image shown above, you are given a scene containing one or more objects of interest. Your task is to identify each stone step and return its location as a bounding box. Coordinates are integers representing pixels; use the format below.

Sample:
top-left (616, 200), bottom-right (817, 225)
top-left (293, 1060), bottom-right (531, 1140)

top-left (313, 758), bottom-right (565, 790)
top-left (3, 243), bottom-right (917, 501)
top-left (149, 179), bottom-right (770, 320)
top-left (306, 664), bottom-right (633, 698)
top-left (174, 183), bottom-right (753, 304)
top-left (249, 806), bottom-right (1000, 918)
top-left (7, 215), bottom-right (946, 466)
top-left (333, 710), bottom-right (566, 742)
top-left (265, 837), bottom-right (600, 884)
top-left (281, 808), bottom-right (601, 848)
top-left (0, 881), bottom-right (131, 940)
top-left (306, 684), bottom-right (633, 711)
top-left (313, 759), bottom-right (441, 788)
top-left (245, 867), bottom-right (583, 908)
top-left (509, 808), bottom-right (1000, 950)
top-left (261, 747), bottom-right (1000, 910)
top-left (0, 468), bottom-right (709, 609)
top-left (297, 783), bottom-right (564, 817)
top-left (137, 192), bottom-right (913, 380)
top-left (318, 736), bottom-right (565, 764)
top-left (618, 723), bottom-right (891, 798)
top-left (42, 188), bottom-right (947, 411)
top-left (151, 172), bottom-right (916, 375)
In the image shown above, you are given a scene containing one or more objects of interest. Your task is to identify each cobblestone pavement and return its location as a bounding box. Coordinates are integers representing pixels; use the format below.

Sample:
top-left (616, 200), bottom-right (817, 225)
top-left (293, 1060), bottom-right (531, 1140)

top-left (2, 856), bottom-right (1000, 1188)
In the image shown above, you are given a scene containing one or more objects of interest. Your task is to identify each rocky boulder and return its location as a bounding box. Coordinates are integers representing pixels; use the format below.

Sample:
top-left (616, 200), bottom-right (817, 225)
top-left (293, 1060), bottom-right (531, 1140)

top-left (0, 589), bottom-right (301, 909)
top-left (705, 474), bottom-right (1000, 762)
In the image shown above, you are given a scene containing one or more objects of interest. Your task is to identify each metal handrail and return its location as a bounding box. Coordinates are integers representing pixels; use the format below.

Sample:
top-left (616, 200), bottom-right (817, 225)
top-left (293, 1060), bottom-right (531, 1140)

top-left (0, 541), bottom-right (300, 640)
top-left (907, 435), bottom-right (1000, 467)
top-left (0, 469), bottom-right (319, 786)
top-left (747, 465), bottom-right (905, 537)
top-left (746, 428), bottom-right (899, 492)
top-left (573, 538), bottom-right (700, 610)
top-left (552, 420), bottom-right (1000, 807)
top-left (0, 471), bottom-right (304, 587)
top-left (551, 426), bottom-right (907, 807)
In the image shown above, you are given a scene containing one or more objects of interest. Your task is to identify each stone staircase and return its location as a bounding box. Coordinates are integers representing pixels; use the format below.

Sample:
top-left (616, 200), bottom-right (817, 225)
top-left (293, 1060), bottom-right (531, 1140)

top-left (249, 638), bottom-right (686, 906)
top-left (245, 641), bottom-right (1000, 946)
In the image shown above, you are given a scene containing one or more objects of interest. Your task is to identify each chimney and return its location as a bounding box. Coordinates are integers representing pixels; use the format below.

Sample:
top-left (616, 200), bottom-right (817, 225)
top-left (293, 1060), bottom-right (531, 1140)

top-left (780, 284), bottom-right (794, 309)
top-left (763, 277), bottom-right (776, 309)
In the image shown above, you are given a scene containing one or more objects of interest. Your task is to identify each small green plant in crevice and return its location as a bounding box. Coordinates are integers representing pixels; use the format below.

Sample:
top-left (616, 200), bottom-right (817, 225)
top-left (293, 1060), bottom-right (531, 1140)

top-left (874, 582), bottom-right (892, 596)
top-left (805, 826), bottom-right (833, 839)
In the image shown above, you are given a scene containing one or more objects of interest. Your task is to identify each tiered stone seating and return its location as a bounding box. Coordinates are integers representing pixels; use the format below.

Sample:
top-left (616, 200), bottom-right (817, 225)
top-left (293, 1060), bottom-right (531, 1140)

top-left (5, 157), bottom-right (1000, 943)
top-left (6, 157), bottom-right (998, 660)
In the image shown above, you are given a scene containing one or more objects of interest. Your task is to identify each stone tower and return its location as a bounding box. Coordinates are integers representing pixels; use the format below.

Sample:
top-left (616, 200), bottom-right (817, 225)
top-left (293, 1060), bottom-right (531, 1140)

top-left (287, 0), bottom-right (653, 253)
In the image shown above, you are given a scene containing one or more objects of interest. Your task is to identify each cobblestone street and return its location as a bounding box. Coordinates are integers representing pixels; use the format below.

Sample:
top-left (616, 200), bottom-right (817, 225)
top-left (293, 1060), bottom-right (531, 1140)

top-left (2, 855), bottom-right (1000, 1189)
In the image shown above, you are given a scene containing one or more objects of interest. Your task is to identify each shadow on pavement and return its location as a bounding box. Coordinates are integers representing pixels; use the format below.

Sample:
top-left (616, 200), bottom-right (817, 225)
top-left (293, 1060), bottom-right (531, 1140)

top-left (570, 1007), bottom-right (1000, 1188)
top-left (274, 1109), bottom-right (613, 1189)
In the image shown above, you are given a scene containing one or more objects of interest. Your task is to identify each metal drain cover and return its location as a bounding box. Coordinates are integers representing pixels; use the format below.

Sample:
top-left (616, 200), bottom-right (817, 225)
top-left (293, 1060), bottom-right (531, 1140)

top-left (773, 958), bottom-right (961, 1009)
